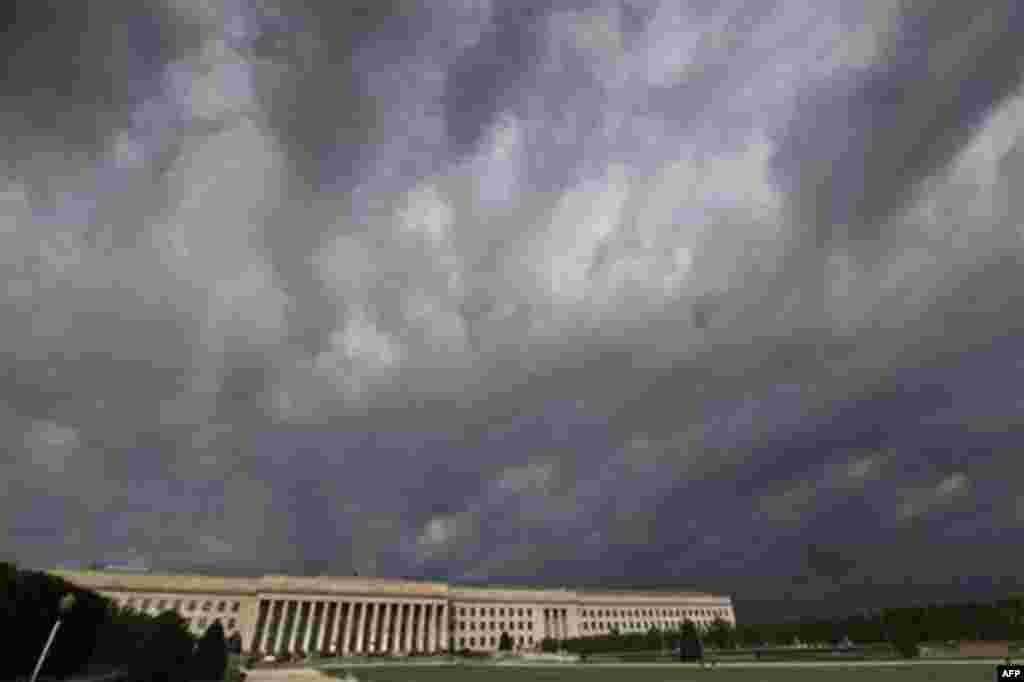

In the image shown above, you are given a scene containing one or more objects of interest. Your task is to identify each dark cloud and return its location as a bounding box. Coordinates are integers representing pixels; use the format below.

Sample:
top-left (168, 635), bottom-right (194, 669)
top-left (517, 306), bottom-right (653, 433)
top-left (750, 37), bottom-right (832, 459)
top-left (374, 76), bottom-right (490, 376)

top-left (3, 0), bottom-right (1024, 623)
top-left (777, 0), bottom-right (1024, 250)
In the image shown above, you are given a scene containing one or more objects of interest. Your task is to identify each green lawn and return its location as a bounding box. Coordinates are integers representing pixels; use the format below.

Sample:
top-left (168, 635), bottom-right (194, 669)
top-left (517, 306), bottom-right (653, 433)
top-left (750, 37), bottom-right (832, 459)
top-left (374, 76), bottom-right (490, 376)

top-left (325, 664), bottom-right (998, 682)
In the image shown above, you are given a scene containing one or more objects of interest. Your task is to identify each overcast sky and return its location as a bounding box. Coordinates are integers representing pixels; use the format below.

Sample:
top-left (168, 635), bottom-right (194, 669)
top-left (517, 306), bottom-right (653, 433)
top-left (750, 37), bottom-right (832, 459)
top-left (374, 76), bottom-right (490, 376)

top-left (3, 0), bottom-right (1024, 622)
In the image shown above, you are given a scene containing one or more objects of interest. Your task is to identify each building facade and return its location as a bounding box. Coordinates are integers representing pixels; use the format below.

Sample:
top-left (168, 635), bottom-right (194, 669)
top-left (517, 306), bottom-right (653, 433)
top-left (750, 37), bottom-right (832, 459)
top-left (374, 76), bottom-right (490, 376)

top-left (53, 570), bottom-right (735, 657)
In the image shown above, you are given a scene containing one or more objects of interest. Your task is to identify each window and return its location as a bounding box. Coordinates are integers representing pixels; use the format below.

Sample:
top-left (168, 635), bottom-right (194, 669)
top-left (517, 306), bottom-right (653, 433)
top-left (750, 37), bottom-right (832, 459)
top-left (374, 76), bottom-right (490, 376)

top-left (490, 607), bottom-right (495, 616)
top-left (459, 608), bottom-right (465, 616)
top-left (459, 638), bottom-right (465, 647)
top-left (499, 622), bottom-right (505, 630)
top-left (185, 618), bottom-right (192, 626)
top-left (232, 601), bottom-right (240, 612)
top-left (460, 622), bottom-right (465, 631)
top-left (518, 608), bottom-right (523, 616)
top-left (470, 608), bottom-right (476, 616)
top-left (217, 601), bottom-right (226, 612)
top-left (174, 599), bottom-right (182, 611)
top-left (528, 636), bottom-right (533, 644)
top-left (127, 598), bottom-right (136, 607)
top-left (528, 609), bottom-right (533, 616)
top-left (499, 608), bottom-right (505, 616)
top-left (157, 599), bottom-right (167, 610)
top-left (189, 601), bottom-right (197, 611)
top-left (470, 637), bottom-right (476, 646)
top-left (203, 601), bottom-right (212, 612)
top-left (142, 599), bottom-right (151, 609)
top-left (490, 637), bottom-right (496, 646)
top-left (228, 618), bottom-right (236, 629)
top-left (199, 617), bottom-right (208, 627)
top-left (470, 622), bottom-right (476, 631)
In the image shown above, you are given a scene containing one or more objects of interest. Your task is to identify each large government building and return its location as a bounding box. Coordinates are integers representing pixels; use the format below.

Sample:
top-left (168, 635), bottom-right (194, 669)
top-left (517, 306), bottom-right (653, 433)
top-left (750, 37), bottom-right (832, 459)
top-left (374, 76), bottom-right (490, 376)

top-left (53, 570), bottom-right (735, 657)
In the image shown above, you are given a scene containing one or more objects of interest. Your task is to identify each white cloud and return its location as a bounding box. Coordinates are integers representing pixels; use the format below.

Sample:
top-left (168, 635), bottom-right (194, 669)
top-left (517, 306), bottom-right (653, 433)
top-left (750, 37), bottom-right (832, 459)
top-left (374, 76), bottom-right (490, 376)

top-left (315, 309), bottom-right (403, 399)
top-left (404, 291), bottom-right (469, 354)
top-left (414, 512), bottom-right (476, 563)
top-left (535, 163), bottom-right (630, 302)
top-left (398, 183), bottom-right (454, 246)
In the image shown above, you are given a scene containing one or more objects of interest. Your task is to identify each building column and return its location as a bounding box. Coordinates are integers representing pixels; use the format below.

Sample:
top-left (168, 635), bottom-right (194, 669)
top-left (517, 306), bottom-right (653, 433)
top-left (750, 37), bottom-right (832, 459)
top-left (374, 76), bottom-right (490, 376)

top-left (419, 604), bottom-right (431, 652)
top-left (304, 602), bottom-right (321, 653)
top-left (370, 602), bottom-right (382, 647)
top-left (395, 603), bottom-right (406, 653)
top-left (318, 602), bottom-right (334, 654)
top-left (250, 600), bottom-right (268, 654)
top-left (403, 604), bottom-right (415, 652)
top-left (340, 602), bottom-right (354, 656)
top-left (371, 602), bottom-right (383, 653)
top-left (411, 602), bottom-right (423, 651)
top-left (434, 603), bottom-right (445, 651)
top-left (263, 601), bottom-right (280, 654)
top-left (272, 602), bottom-right (291, 654)
top-left (378, 602), bottom-right (391, 654)
top-left (382, 603), bottom-right (395, 654)
top-left (291, 601), bottom-right (308, 653)
top-left (353, 601), bottom-right (367, 654)
top-left (287, 601), bottom-right (304, 654)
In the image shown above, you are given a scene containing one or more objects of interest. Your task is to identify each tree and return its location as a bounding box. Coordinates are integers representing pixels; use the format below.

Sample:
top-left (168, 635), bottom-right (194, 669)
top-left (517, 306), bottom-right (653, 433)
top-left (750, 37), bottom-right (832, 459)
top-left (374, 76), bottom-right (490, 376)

top-left (227, 631), bottom-right (243, 654)
top-left (679, 620), bottom-right (703, 662)
top-left (706, 618), bottom-right (736, 650)
top-left (498, 632), bottom-right (513, 652)
top-left (540, 637), bottom-right (558, 653)
top-left (193, 620), bottom-right (229, 681)
top-left (645, 626), bottom-right (660, 652)
top-left (0, 567), bottom-right (111, 680)
top-left (128, 611), bottom-right (194, 682)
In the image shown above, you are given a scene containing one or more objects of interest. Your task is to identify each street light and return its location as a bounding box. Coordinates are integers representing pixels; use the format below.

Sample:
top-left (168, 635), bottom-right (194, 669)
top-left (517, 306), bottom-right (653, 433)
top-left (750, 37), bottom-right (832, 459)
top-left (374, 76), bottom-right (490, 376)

top-left (30, 593), bottom-right (76, 682)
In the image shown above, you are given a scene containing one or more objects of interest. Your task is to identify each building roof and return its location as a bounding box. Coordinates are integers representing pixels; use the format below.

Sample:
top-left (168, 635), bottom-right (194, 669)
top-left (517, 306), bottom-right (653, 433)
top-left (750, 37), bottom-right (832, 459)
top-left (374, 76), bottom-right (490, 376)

top-left (51, 569), bottom-right (731, 603)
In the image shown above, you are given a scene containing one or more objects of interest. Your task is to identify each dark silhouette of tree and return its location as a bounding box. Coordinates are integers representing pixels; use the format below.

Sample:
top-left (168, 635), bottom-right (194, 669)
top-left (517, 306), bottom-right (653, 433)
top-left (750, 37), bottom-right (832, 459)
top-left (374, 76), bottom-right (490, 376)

top-left (227, 630), bottom-right (243, 654)
top-left (678, 620), bottom-right (703, 662)
top-left (498, 631), bottom-right (513, 651)
top-left (706, 617), bottom-right (737, 649)
top-left (128, 610), bottom-right (195, 682)
top-left (193, 619), bottom-right (229, 681)
top-left (1, 564), bottom-right (111, 680)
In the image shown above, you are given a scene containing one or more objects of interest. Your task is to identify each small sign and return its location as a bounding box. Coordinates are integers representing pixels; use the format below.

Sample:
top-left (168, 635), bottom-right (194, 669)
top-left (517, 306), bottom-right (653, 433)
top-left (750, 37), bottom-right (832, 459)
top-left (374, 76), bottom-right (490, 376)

top-left (998, 665), bottom-right (1023, 679)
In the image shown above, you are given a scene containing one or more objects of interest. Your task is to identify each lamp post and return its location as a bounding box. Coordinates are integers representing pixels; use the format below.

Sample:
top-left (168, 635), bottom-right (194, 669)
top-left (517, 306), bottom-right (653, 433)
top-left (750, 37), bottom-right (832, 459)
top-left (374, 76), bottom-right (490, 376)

top-left (30, 593), bottom-right (76, 682)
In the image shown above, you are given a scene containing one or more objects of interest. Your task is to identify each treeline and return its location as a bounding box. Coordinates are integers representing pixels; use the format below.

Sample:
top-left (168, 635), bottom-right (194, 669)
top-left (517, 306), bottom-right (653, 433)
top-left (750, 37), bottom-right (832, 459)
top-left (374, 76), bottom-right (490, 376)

top-left (1, 562), bottom-right (231, 681)
top-left (736, 597), bottom-right (1024, 648)
top-left (554, 619), bottom-right (734, 655)
top-left (553, 596), bottom-right (1024, 659)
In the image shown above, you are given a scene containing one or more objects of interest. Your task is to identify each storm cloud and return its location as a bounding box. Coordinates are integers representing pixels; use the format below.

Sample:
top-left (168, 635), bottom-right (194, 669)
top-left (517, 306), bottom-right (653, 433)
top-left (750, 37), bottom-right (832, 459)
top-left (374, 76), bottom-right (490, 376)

top-left (3, 0), bottom-right (1024, 621)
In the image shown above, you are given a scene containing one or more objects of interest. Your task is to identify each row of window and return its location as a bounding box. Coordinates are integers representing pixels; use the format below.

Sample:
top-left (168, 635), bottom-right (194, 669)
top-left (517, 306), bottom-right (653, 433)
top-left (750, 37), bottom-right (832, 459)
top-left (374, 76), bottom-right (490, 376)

top-left (457, 620), bottom-right (534, 632)
top-left (454, 606), bottom-right (727, 620)
top-left (459, 636), bottom-right (533, 648)
top-left (116, 597), bottom-right (241, 614)
top-left (582, 619), bottom-right (707, 632)
top-left (458, 607), bottom-right (534, 617)
top-left (580, 607), bottom-right (727, 619)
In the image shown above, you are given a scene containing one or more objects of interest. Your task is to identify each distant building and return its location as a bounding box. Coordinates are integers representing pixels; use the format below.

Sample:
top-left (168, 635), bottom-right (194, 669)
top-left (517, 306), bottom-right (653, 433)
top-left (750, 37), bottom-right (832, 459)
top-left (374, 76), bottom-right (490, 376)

top-left (51, 569), bottom-right (735, 657)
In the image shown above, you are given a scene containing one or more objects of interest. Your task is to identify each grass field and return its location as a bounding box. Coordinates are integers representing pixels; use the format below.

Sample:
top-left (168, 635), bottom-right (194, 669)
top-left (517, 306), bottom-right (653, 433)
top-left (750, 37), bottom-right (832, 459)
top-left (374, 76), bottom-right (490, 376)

top-left (323, 663), bottom-right (1000, 682)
